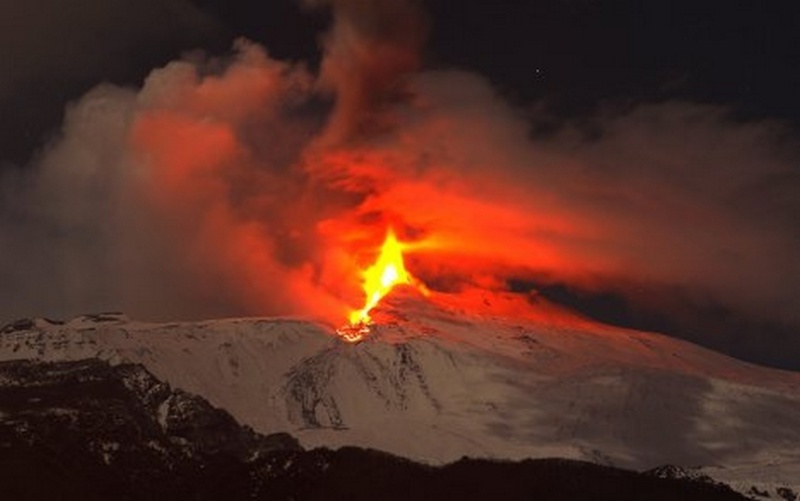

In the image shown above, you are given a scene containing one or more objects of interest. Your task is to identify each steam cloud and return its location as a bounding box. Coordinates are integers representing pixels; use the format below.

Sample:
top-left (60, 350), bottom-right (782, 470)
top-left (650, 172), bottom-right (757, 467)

top-left (1, 1), bottom-right (799, 364)
top-left (306, 0), bottom-right (429, 140)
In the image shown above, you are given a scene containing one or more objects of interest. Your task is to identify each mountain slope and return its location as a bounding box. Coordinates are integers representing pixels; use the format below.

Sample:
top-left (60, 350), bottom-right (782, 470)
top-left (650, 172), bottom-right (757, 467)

top-left (1, 289), bottom-right (798, 496)
top-left (0, 358), bottom-right (748, 501)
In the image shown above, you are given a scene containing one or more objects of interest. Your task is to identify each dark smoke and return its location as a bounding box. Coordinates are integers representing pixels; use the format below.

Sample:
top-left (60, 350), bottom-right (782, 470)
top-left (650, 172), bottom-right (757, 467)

top-left (1, 0), bottom-right (799, 369)
top-left (304, 0), bottom-right (429, 141)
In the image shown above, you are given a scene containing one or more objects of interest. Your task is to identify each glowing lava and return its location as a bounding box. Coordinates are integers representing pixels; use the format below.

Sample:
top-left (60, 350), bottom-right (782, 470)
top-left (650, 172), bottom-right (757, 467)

top-left (337, 228), bottom-right (422, 342)
top-left (350, 229), bottom-right (413, 324)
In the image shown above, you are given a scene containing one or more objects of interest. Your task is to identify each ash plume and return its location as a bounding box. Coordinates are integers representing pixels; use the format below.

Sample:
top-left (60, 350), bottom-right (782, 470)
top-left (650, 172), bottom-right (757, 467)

top-left (304, 0), bottom-right (429, 141)
top-left (0, 1), bottom-right (799, 367)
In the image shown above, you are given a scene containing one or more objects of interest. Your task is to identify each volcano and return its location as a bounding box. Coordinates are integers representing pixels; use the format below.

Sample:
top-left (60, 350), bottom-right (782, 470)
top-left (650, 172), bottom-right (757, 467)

top-left (1, 289), bottom-right (798, 499)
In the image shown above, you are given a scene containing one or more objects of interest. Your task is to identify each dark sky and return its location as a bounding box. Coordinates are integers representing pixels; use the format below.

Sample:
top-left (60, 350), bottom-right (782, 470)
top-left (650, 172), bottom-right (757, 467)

top-left (3, 0), bottom-right (799, 166)
top-left (206, 0), bottom-right (800, 121)
top-left (1, 0), bottom-right (799, 370)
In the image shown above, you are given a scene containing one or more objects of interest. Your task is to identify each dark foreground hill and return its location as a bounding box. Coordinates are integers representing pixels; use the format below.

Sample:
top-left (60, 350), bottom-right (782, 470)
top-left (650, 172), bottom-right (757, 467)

top-left (0, 359), bottom-right (745, 501)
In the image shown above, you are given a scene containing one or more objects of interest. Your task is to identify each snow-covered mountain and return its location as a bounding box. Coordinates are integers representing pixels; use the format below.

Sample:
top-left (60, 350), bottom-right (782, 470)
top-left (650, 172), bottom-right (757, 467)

top-left (1, 288), bottom-right (798, 498)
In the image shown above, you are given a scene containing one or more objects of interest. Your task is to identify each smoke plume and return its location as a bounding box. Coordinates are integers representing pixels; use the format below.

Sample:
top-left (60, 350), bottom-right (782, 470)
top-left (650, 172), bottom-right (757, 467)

top-left (1, 1), bottom-right (799, 367)
top-left (305, 0), bottom-right (429, 141)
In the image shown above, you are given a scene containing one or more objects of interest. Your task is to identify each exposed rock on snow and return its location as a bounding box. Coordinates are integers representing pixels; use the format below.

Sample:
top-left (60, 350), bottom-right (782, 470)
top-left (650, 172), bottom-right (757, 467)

top-left (1, 289), bottom-right (798, 497)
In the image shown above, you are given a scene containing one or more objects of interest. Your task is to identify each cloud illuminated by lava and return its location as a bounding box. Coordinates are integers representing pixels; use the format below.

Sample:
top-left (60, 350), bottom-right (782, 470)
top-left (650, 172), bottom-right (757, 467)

top-left (0, 0), bottom-right (798, 353)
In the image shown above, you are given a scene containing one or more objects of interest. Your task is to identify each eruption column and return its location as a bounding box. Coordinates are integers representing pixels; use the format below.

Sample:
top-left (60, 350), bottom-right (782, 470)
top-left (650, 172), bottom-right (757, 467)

top-left (337, 228), bottom-right (424, 342)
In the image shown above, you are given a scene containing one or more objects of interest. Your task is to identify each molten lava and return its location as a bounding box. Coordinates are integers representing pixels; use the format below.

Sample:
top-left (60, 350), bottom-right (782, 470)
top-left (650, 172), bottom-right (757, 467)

top-left (337, 228), bottom-right (423, 342)
top-left (350, 229), bottom-right (412, 325)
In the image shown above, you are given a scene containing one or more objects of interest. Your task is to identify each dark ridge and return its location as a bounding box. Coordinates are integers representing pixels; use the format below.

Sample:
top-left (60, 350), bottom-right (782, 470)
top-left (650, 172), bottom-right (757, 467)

top-left (252, 448), bottom-right (746, 501)
top-left (0, 359), bottom-right (746, 501)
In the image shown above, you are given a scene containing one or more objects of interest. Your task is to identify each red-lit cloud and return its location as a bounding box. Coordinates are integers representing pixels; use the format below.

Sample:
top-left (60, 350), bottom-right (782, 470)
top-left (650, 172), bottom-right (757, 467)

top-left (0, 1), bottom-right (798, 346)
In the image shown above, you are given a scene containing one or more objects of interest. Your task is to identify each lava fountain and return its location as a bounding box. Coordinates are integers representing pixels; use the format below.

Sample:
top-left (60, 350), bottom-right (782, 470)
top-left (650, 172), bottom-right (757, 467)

top-left (337, 229), bottom-right (426, 342)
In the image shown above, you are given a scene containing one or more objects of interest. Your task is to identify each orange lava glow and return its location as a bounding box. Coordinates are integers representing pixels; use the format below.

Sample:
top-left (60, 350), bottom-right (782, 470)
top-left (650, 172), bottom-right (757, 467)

top-left (337, 229), bottom-right (426, 342)
top-left (113, 42), bottom-right (772, 343)
top-left (336, 322), bottom-right (371, 343)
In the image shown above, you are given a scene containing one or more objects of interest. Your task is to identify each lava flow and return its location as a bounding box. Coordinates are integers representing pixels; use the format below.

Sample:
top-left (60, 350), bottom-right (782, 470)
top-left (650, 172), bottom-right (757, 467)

top-left (337, 229), bottom-right (424, 342)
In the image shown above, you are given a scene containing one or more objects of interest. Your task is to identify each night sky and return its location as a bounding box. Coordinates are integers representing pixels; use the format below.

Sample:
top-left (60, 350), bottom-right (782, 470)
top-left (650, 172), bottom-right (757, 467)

top-left (4, 1), bottom-right (799, 165)
top-left (1, 0), bottom-right (799, 370)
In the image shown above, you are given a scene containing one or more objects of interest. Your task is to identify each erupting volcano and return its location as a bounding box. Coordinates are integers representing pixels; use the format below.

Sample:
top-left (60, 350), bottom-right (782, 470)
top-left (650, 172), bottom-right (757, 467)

top-left (337, 229), bottom-right (427, 342)
top-left (2, 0), bottom-right (800, 497)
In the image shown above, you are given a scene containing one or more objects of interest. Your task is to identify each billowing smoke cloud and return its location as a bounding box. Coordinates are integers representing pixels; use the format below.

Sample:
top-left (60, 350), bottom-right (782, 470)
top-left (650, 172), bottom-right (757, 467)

top-left (308, 71), bottom-right (800, 326)
top-left (1, 41), bottom-right (350, 323)
top-left (0, 0), bottom-right (223, 164)
top-left (1, 1), bottom-right (799, 367)
top-left (304, 0), bottom-right (429, 141)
